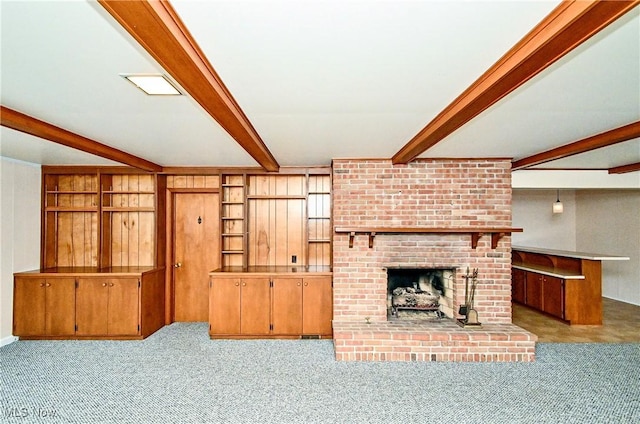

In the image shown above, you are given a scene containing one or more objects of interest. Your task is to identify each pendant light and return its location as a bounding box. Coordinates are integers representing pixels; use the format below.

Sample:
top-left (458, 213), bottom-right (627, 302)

top-left (552, 190), bottom-right (564, 214)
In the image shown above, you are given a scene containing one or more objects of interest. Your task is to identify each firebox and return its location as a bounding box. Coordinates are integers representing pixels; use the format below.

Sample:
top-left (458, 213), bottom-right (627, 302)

top-left (386, 268), bottom-right (455, 320)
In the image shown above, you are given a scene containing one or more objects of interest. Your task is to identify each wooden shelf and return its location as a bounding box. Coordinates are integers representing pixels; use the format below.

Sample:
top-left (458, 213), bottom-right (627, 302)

top-left (47, 190), bottom-right (97, 195)
top-left (102, 207), bottom-right (155, 212)
top-left (102, 191), bottom-right (155, 195)
top-left (335, 227), bottom-right (523, 249)
top-left (45, 207), bottom-right (99, 212)
top-left (246, 195), bottom-right (307, 200)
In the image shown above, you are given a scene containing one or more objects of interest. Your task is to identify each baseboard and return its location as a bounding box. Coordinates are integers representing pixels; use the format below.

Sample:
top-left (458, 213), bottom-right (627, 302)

top-left (0, 335), bottom-right (19, 347)
top-left (603, 296), bottom-right (640, 307)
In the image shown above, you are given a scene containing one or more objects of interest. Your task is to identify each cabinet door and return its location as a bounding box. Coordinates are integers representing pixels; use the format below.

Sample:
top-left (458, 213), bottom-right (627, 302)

top-left (511, 269), bottom-right (526, 304)
top-left (525, 273), bottom-right (543, 310)
top-left (272, 278), bottom-right (303, 335)
top-left (542, 276), bottom-right (564, 319)
top-left (76, 278), bottom-right (109, 335)
top-left (107, 278), bottom-right (140, 335)
top-left (240, 277), bottom-right (271, 335)
top-left (45, 278), bottom-right (76, 336)
top-left (13, 277), bottom-right (46, 336)
top-left (209, 278), bottom-right (241, 335)
top-left (302, 277), bottom-right (333, 336)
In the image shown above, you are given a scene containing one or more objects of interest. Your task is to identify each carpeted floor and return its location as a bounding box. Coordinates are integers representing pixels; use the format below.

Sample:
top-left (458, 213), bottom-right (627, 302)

top-left (1, 323), bottom-right (639, 423)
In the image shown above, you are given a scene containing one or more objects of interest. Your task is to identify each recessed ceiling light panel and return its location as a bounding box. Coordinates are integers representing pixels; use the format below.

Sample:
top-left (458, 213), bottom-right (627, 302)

top-left (121, 74), bottom-right (182, 95)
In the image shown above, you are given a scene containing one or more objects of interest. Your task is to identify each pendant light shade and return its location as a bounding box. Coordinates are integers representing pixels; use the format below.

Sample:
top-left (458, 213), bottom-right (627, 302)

top-left (553, 190), bottom-right (563, 214)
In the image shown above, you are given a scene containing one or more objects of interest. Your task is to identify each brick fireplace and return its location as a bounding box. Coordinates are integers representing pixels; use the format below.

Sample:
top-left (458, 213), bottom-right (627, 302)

top-left (331, 159), bottom-right (536, 362)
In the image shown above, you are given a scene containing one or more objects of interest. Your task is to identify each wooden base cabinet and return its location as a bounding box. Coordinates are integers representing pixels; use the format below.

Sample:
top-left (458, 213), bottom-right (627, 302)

top-left (511, 269), bottom-right (526, 305)
top-left (515, 271), bottom-right (565, 320)
top-left (76, 278), bottom-right (140, 336)
top-left (512, 247), bottom-right (616, 325)
top-left (13, 267), bottom-right (165, 340)
top-left (13, 277), bottom-right (76, 336)
top-left (209, 277), bottom-right (271, 335)
top-left (301, 276), bottom-right (333, 336)
top-left (209, 268), bottom-right (332, 338)
top-left (541, 275), bottom-right (564, 319)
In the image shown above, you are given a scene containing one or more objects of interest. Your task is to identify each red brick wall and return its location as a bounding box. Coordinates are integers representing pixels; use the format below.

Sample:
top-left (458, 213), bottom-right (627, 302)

top-left (332, 159), bottom-right (514, 324)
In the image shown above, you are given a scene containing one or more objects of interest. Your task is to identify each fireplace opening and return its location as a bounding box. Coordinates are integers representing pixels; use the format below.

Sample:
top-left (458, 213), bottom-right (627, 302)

top-left (386, 268), bottom-right (455, 320)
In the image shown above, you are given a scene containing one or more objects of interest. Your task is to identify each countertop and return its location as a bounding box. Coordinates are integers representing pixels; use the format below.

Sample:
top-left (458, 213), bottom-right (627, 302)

top-left (512, 246), bottom-right (630, 261)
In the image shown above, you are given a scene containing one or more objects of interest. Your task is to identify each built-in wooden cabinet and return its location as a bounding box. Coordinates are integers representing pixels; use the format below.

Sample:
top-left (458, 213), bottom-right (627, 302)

top-left (300, 276), bottom-right (333, 335)
top-left (42, 167), bottom-right (166, 269)
top-left (100, 174), bottom-right (157, 267)
top-left (520, 272), bottom-right (565, 320)
top-left (219, 171), bottom-right (331, 269)
top-left (511, 248), bottom-right (608, 325)
top-left (76, 277), bottom-right (140, 336)
top-left (43, 173), bottom-right (99, 268)
top-left (14, 267), bottom-right (164, 340)
top-left (209, 276), bottom-right (271, 336)
top-left (209, 268), bottom-right (333, 338)
top-left (511, 268), bottom-right (526, 304)
top-left (524, 272), bottom-right (544, 311)
top-left (307, 176), bottom-right (331, 267)
top-left (13, 277), bottom-right (76, 336)
top-left (221, 175), bottom-right (246, 268)
top-left (272, 277), bottom-right (304, 335)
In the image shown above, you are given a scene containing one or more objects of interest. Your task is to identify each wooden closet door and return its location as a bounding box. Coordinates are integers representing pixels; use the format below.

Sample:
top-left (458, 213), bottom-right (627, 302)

top-left (174, 193), bottom-right (220, 321)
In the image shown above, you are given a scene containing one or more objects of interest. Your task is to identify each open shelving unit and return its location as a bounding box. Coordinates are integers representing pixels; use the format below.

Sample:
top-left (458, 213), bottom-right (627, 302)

top-left (221, 174), bottom-right (247, 267)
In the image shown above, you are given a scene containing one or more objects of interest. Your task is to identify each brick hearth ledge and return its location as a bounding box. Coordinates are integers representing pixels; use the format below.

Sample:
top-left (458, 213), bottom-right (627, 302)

top-left (333, 320), bottom-right (537, 362)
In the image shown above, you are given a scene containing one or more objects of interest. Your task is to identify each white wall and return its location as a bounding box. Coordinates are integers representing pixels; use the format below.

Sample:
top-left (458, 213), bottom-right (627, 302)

top-left (513, 188), bottom-right (640, 306)
top-left (512, 189), bottom-right (577, 250)
top-left (1, 157), bottom-right (41, 345)
top-left (576, 190), bottom-right (640, 305)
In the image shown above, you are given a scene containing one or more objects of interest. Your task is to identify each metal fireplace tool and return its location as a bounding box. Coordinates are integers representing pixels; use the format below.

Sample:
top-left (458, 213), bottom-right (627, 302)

top-left (457, 267), bottom-right (482, 328)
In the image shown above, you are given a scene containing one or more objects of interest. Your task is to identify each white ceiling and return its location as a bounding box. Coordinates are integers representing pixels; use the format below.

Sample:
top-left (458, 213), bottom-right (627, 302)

top-left (1, 1), bottom-right (639, 178)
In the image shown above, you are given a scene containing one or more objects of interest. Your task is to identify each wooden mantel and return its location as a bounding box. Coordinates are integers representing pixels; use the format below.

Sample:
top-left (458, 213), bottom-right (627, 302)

top-left (334, 227), bottom-right (523, 249)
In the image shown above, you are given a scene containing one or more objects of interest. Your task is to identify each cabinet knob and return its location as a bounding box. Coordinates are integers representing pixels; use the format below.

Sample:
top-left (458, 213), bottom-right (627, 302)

top-left (174, 262), bottom-right (182, 268)
top-left (102, 283), bottom-right (107, 287)
top-left (40, 283), bottom-right (45, 287)
top-left (297, 282), bottom-right (301, 286)
top-left (109, 283), bottom-right (114, 287)
top-left (46, 283), bottom-right (51, 287)
top-left (235, 282), bottom-right (240, 286)
top-left (304, 282), bottom-right (308, 286)
top-left (242, 282), bottom-right (246, 286)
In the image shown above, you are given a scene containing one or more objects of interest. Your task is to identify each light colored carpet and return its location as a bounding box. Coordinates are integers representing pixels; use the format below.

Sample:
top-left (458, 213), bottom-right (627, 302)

top-left (1, 323), bottom-right (639, 423)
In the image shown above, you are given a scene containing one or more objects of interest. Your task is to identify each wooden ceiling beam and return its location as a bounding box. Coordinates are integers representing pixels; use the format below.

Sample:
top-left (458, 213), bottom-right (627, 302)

top-left (392, 1), bottom-right (640, 164)
top-left (609, 162), bottom-right (640, 174)
top-left (0, 106), bottom-right (162, 172)
top-left (512, 121), bottom-right (640, 170)
top-left (98, 0), bottom-right (279, 172)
